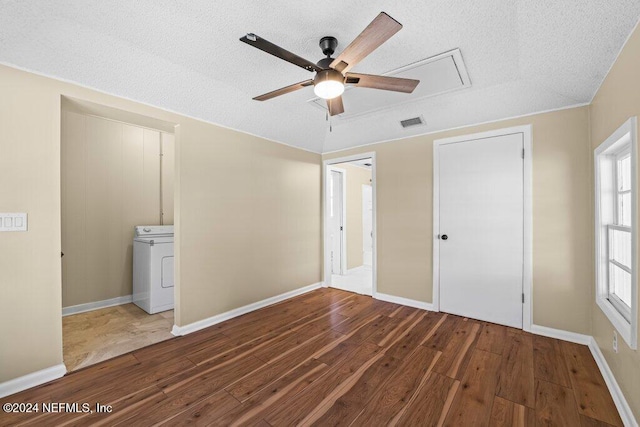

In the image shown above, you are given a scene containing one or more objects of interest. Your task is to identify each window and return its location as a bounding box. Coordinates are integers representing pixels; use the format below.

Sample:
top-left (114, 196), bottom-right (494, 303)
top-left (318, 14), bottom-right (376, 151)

top-left (595, 117), bottom-right (637, 349)
top-left (608, 149), bottom-right (632, 320)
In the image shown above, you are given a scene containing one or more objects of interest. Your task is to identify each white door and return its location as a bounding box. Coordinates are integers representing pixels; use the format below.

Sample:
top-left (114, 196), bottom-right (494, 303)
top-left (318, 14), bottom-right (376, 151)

top-left (362, 184), bottom-right (373, 266)
top-left (438, 133), bottom-right (524, 328)
top-left (329, 170), bottom-right (344, 274)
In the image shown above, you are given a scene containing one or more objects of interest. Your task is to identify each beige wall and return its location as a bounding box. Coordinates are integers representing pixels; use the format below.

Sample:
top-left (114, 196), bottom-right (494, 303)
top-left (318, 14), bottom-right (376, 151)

top-left (0, 66), bottom-right (64, 383)
top-left (0, 64), bottom-right (321, 383)
top-left (325, 106), bottom-right (592, 334)
top-left (336, 163), bottom-right (372, 270)
top-left (590, 23), bottom-right (640, 419)
top-left (61, 111), bottom-right (175, 308)
top-left (177, 120), bottom-right (321, 325)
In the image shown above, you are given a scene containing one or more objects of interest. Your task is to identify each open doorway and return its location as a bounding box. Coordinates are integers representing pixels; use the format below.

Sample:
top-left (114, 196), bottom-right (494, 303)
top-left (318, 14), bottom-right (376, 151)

top-left (60, 97), bottom-right (177, 371)
top-left (324, 153), bottom-right (376, 296)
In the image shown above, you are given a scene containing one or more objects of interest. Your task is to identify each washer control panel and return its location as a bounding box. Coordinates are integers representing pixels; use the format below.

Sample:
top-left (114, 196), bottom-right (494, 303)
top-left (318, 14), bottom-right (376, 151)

top-left (134, 225), bottom-right (174, 237)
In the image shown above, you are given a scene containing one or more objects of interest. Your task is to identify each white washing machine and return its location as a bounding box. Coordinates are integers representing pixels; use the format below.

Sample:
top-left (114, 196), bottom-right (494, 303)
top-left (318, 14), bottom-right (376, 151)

top-left (133, 225), bottom-right (174, 314)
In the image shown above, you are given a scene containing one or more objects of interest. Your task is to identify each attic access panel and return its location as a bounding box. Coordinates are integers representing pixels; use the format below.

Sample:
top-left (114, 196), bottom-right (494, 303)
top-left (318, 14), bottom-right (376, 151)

top-left (308, 49), bottom-right (471, 120)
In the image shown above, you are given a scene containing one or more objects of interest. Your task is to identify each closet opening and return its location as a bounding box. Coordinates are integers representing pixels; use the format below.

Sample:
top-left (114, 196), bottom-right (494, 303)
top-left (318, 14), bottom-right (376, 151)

top-left (60, 97), bottom-right (177, 371)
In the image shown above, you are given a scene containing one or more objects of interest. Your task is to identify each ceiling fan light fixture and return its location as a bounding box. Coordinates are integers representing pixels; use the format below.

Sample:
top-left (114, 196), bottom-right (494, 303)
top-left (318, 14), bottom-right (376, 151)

top-left (313, 69), bottom-right (345, 99)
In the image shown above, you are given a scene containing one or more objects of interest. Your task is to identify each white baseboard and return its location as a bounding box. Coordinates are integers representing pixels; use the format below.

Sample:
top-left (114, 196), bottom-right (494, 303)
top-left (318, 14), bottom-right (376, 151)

top-left (171, 282), bottom-right (324, 336)
top-left (588, 338), bottom-right (638, 427)
top-left (0, 364), bottom-right (67, 398)
top-left (62, 295), bottom-right (132, 317)
top-left (530, 324), bottom-right (591, 345)
top-left (373, 292), bottom-right (436, 311)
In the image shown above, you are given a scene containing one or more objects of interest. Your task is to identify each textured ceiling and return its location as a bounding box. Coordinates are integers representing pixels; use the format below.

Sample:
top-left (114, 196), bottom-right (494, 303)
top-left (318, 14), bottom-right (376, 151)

top-left (1, 1), bottom-right (639, 153)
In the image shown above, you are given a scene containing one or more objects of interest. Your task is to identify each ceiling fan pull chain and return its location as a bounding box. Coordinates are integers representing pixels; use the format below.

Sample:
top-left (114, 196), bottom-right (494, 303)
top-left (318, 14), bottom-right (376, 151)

top-left (325, 106), bottom-right (331, 132)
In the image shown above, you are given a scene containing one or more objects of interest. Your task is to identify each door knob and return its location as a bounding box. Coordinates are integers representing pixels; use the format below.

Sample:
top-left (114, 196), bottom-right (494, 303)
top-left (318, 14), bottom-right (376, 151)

top-left (441, 234), bottom-right (448, 240)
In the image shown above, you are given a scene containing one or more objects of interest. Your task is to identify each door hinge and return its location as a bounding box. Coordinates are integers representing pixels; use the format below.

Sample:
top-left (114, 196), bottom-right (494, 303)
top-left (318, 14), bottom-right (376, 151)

top-left (522, 149), bottom-right (525, 159)
top-left (522, 293), bottom-right (525, 303)
top-left (340, 226), bottom-right (343, 231)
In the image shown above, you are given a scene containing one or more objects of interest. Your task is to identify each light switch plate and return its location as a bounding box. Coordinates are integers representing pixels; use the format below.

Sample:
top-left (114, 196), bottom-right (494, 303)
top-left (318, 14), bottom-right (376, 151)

top-left (0, 213), bottom-right (27, 232)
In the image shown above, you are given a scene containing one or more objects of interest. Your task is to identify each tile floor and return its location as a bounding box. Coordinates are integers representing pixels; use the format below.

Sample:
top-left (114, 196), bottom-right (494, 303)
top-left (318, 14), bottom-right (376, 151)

top-left (63, 303), bottom-right (174, 371)
top-left (331, 264), bottom-right (373, 295)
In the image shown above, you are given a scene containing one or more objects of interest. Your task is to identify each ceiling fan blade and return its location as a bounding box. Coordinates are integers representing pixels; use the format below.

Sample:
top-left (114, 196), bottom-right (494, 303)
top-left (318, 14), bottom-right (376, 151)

top-left (327, 96), bottom-right (344, 116)
top-left (330, 12), bottom-right (402, 74)
top-left (345, 73), bottom-right (419, 93)
top-left (240, 34), bottom-right (322, 73)
top-left (253, 79), bottom-right (314, 101)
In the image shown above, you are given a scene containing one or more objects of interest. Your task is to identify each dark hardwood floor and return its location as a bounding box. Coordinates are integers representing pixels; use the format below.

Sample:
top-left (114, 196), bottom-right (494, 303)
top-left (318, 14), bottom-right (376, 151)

top-left (0, 288), bottom-right (622, 426)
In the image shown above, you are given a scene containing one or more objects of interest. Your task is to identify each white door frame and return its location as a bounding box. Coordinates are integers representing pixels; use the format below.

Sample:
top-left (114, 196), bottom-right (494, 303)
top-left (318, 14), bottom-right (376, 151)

top-left (433, 125), bottom-right (533, 331)
top-left (362, 184), bottom-right (373, 267)
top-left (323, 152), bottom-right (377, 295)
top-left (328, 166), bottom-right (347, 275)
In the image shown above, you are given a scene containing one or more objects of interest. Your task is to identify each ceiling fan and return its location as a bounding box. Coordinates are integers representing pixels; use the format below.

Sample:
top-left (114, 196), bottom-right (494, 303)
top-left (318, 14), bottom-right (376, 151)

top-left (240, 12), bottom-right (420, 116)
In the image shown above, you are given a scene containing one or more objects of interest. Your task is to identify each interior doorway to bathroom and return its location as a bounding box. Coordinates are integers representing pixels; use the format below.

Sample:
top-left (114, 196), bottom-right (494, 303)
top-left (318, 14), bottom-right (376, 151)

top-left (324, 154), bottom-right (376, 296)
top-left (60, 97), bottom-right (177, 371)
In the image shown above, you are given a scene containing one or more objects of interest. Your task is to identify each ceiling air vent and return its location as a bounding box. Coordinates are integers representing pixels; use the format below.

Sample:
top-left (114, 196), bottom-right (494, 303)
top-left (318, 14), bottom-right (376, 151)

top-left (400, 116), bottom-right (425, 128)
